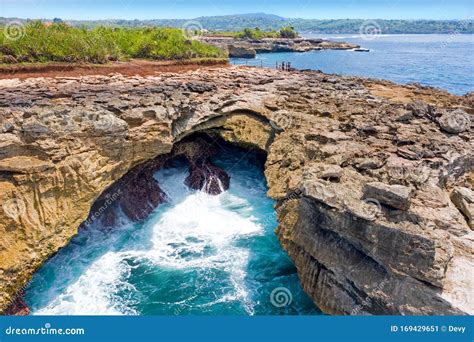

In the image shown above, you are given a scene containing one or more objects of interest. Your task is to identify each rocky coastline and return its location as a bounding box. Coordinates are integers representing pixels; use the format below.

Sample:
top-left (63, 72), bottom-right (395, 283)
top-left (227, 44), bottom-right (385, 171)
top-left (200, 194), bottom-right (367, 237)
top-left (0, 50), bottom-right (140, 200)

top-left (0, 66), bottom-right (472, 315)
top-left (199, 37), bottom-right (360, 58)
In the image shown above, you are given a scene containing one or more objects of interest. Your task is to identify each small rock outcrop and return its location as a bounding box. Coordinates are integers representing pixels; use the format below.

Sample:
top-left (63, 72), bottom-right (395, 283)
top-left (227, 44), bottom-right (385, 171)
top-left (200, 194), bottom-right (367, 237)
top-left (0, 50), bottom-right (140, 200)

top-left (185, 162), bottom-right (230, 194)
top-left (0, 66), bottom-right (472, 316)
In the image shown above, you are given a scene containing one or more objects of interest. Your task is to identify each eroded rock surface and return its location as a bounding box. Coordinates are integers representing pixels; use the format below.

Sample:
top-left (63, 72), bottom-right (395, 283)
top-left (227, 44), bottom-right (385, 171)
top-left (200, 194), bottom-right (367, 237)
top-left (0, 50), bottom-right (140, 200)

top-left (0, 66), bottom-right (472, 315)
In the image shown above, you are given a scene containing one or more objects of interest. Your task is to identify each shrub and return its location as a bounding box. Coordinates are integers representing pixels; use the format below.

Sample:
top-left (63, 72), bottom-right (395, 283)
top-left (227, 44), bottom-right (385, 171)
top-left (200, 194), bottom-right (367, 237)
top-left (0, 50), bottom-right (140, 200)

top-left (279, 26), bottom-right (298, 38)
top-left (0, 21), bottom-right (226, 64)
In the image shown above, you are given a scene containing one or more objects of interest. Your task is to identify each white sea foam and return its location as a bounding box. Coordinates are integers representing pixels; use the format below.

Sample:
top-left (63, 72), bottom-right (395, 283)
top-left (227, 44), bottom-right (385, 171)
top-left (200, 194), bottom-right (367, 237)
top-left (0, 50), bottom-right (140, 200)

top-left (34, 251), bottom-right (138, 315)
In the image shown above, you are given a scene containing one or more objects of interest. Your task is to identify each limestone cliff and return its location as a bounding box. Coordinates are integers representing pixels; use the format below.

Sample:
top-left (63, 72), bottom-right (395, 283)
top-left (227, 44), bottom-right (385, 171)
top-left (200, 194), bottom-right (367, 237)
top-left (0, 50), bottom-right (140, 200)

top-left (0, 66), bottom-right (472, 315)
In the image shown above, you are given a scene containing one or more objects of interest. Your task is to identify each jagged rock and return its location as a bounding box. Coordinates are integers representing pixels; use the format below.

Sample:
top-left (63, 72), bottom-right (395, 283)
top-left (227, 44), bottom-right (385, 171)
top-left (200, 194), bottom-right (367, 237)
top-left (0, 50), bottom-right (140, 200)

top-left (119, 169), bottom-right (167, 221)
top-left (304, 164), bottom-right (342, 182)
top-left (439, 109), bottom-right (471, 134)
top-left (88, 157), bottom-right (167, 225)
top-left (451, 187), bottom-right (474, 228)
top-left (120, 108), bottom-right (146, 126)
top-left (363, 182), bottom-right (412, 210)
top-left (186, 82), bottom-right (216, 93)
top-left (174, 138), bottom-right (230, 195)
top-left (0, 66), bottom-right (472, 316)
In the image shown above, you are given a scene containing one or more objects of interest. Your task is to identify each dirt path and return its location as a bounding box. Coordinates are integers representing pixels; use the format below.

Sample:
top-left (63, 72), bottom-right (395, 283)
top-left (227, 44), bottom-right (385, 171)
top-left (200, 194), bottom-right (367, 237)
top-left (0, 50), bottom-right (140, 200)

top-left (0, 59), bottom-right (229, 79)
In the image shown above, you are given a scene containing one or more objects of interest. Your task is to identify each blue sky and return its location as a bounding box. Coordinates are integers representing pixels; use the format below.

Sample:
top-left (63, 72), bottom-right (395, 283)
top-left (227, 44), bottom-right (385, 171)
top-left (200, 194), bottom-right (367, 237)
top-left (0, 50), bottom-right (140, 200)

top-left (0, 0), bottom-right (472, 20)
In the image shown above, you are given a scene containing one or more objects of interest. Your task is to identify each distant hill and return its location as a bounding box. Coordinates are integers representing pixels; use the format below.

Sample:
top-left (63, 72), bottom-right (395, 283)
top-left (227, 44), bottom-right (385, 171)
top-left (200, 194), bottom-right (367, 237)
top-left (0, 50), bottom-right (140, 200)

top-left (1, 13), bottom-right (473, 34)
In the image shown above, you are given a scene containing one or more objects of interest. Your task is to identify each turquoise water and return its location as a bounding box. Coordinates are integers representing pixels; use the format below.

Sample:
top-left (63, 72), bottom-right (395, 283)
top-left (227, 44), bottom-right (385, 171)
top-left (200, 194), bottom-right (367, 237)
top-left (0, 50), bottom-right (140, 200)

top-left (231, 34), bottom-right (474, 95)
top-left (25, 146), bottom-right (319, 315)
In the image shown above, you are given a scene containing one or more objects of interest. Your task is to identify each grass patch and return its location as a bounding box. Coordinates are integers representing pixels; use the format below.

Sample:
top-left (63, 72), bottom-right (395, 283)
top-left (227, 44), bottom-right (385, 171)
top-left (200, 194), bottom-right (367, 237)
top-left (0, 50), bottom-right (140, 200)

top-left (0, 21), bottom-right (227, 64)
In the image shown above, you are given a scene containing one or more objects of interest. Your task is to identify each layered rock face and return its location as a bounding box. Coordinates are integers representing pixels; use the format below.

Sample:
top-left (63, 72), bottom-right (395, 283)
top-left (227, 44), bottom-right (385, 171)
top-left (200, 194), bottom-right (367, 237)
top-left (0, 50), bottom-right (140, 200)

top-left (0, 66), bottom-right (472, 315)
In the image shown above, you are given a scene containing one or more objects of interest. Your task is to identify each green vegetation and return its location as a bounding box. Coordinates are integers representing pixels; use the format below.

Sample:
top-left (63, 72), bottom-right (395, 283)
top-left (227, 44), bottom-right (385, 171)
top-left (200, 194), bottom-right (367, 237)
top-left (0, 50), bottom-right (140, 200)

top-left (237, 27), bottom-right (278, 39)
top-left (2, 14), bottom-right (471, 34)
top-left (0, 21), bottom-right (226, 64)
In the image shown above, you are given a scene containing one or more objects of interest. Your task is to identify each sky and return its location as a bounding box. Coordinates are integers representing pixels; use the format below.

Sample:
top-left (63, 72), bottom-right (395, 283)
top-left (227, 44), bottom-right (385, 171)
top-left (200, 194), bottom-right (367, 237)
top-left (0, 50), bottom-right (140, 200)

top-left (0, 0), bottom-right (472, 20)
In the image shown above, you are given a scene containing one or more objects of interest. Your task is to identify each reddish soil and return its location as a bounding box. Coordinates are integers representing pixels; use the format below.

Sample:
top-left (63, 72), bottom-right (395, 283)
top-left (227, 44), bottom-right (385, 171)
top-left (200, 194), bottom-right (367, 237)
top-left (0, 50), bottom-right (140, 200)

top-left (0, 59), bottom-right (229, 79)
